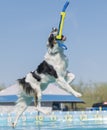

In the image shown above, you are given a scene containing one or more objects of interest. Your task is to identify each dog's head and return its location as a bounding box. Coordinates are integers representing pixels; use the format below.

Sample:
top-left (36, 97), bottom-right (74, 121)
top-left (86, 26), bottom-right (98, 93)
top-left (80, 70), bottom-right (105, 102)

top-left (47, 28), bottom-right (67, 54)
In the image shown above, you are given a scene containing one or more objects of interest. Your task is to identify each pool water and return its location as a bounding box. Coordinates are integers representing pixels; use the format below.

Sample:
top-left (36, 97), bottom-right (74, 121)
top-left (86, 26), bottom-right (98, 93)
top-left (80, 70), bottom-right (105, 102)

top-left (0, 123), bottom-right (107, 130)
top-left (0, 111), bottom-right (107, 130)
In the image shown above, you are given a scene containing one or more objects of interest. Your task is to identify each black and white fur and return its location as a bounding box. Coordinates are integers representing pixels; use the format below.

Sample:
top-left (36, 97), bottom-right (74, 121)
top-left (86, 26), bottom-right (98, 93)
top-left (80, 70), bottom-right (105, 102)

top-left (11, 28), bottom-right (82, 127)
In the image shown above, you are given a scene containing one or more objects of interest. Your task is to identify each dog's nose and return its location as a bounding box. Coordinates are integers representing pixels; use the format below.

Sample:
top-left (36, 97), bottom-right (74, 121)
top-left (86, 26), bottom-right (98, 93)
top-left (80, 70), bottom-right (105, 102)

top-left (52, 28), bottom-right (58, 32)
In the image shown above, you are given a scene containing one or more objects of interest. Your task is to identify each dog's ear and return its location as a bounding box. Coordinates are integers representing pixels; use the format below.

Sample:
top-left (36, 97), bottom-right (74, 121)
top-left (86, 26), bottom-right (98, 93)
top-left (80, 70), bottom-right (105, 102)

top-left (48, 34), bottom-right (54, 43)
top-left (47, 28), bottom-right (58, 48)
top-left (48, 34), bottom-right (55, 48)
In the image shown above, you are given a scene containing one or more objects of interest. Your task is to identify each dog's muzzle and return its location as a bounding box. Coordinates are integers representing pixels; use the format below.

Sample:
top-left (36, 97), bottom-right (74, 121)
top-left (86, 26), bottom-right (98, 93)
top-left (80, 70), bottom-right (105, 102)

top-left (48, 28), bottom-right (67, 50)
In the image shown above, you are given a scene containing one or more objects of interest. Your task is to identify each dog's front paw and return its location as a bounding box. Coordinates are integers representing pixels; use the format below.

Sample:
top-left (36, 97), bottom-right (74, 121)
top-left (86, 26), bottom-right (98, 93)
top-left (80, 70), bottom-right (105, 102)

top-left (74, 91), bottom-right (82, 97)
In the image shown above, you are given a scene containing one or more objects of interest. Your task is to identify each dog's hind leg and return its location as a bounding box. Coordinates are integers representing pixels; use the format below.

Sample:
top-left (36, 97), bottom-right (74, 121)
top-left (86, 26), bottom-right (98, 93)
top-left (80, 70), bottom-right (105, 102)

top-left (34, 92), bottom-right (51, 115)
top-left (35, 102), bottom-right (51, 115)
top-left (12, 95), bottom-right (33, 128)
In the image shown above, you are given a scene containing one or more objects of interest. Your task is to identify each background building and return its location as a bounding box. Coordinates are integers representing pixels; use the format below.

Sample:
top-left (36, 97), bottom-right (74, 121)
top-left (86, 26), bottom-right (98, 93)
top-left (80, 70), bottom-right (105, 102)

top-left (0, 84), bottom-right (84, 111)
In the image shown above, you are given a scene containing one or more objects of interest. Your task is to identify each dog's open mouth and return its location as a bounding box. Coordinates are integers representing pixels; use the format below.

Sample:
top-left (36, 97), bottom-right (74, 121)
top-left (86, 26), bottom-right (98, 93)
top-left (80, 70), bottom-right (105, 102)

top-left (48, 28), bottom-right (67, 50)
top-left (61, 35), bottom-right (66, 41)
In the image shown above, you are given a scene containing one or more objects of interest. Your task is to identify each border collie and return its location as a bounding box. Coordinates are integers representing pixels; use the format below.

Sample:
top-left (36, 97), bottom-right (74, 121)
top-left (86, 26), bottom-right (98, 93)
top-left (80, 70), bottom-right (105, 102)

top-left (11, 28), bottom-right (82, 127)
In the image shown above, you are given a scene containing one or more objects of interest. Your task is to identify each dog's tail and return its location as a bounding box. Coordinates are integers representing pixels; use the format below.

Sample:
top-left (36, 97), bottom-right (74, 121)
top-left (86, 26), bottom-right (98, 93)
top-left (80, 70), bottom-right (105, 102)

top-left (17, 77), bottom-right (25, 85)
top-left (17, 78), bottom-right (38, 106)
top-left (17, 78), bottom-right (35, 96)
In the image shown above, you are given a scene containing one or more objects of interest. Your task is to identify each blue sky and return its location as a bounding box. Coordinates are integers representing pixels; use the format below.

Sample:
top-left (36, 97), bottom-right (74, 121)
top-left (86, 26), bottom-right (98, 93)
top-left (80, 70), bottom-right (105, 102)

top-left (0, 0), bottom-right (107, 86)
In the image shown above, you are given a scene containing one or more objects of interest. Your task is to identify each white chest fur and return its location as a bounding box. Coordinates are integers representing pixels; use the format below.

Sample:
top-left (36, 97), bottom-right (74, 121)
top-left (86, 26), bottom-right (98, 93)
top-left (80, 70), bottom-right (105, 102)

top-left (44, 52), bottom-right (68, 77)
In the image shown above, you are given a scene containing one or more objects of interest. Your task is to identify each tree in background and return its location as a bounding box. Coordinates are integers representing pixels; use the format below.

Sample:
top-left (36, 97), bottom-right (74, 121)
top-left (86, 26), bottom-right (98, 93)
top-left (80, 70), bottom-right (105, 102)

top-left (0, 84), bottom-right (5, 91)
top-left (72, 81), bottom-right (107, 110)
